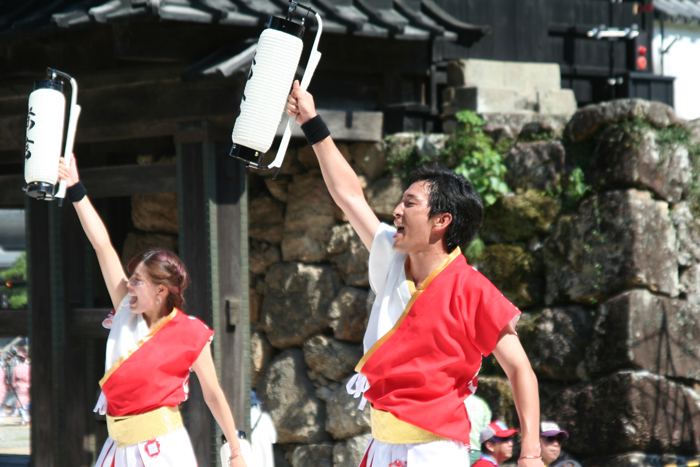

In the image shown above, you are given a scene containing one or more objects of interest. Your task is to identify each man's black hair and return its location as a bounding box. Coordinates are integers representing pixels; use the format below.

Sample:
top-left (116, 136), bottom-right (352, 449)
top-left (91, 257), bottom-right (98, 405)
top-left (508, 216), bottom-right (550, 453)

top-left (407, 165), bottom-right (484, 251)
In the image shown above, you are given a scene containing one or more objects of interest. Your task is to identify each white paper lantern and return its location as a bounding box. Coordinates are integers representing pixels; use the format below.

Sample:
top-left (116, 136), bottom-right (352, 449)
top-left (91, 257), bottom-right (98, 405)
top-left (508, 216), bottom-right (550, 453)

top-left (232, 28), bottom-right (303, 156)
top-left (23, 69), bottom-right (81, 203)
top-left (24, 82), bottom-right (66, 199)
top-left (230, 5), bottom-right (323, 178)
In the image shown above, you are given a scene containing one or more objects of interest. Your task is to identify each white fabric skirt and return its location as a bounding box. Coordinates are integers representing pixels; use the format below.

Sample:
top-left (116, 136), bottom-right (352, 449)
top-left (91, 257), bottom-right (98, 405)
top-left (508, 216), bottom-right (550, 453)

top-left (93, 427), bottom-right (197, 467)
top-left (361, 437), bottom-right (470, 467)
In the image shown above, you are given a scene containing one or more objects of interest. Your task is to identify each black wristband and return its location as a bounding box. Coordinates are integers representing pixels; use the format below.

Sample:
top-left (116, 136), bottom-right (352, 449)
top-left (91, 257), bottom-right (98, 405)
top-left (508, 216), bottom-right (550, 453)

top-left (67, 181), bottom-right (87, 203)
top-left (301, 115), bottom-right (331, 146)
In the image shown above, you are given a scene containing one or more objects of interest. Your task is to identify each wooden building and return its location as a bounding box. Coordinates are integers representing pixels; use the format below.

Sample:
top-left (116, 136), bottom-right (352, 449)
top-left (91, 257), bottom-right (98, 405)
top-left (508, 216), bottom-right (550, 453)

top-left (441, 0), bottom-right (673, 106)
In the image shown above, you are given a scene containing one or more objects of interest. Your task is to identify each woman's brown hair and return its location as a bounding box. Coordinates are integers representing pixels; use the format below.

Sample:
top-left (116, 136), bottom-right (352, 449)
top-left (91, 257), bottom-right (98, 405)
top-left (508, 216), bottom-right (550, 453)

top-left (127, 249), bottom-right (189, 311)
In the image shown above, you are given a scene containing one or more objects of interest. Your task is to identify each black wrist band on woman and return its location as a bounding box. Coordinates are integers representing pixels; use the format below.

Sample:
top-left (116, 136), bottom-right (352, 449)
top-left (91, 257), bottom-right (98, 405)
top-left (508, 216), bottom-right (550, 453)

top-left (301, 115), bottom-right (331, 146)
top-left (67, 181), bottom-right (87, 203)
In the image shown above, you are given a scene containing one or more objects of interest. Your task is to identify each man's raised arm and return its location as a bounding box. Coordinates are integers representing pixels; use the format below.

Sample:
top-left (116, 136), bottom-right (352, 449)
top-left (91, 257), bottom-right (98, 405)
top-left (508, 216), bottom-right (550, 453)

top-left (287, 80), bottom-right (380, 251)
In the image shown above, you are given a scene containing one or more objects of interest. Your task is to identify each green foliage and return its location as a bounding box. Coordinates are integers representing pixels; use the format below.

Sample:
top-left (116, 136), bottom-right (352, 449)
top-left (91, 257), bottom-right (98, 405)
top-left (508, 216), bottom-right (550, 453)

top-left (493, 138), bottom-right (516, 158)
top-left (565, 137), bottom-right (594, 170)
top-left (384, 133), bottom-right (430, 176)
top-left (561, 167), bottom-right (591, 211)
top-left (688, 143), bottom-right (700, 218)
top-left (607, 117), bottom-right (690, 158)
top-left (603, 118), bottom-right (645, 150)
top-left (444, 111), bottom-right (511, 206)
top-left (464, 237), bottom-right (485, 263)
top-left (517, 130), bottom-right (558, 143)
top-left (385, 111), bottom-right (511, 207)
top-left (1, 252), bottom-right (26, 280)
top-left (0, 252), bottom-right (27, 309)
top-left (656, 123), bottom-right (691, 149)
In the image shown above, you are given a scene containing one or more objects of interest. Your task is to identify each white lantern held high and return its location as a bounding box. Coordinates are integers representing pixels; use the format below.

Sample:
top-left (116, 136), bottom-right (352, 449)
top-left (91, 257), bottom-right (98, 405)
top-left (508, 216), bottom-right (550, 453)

top-left (24, 68), bottom-right (81, 205)
top-left (230, 0), bottom-right (323, 179)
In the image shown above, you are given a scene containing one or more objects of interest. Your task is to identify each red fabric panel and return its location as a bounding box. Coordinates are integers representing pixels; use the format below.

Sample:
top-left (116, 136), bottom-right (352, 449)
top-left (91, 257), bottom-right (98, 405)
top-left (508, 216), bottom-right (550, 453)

top-left (102, 311), bottom-right (214, 416)
top-left (473, 458), bottom-right (498, 467)
top-left (361, 255), bottom-right (519, 444)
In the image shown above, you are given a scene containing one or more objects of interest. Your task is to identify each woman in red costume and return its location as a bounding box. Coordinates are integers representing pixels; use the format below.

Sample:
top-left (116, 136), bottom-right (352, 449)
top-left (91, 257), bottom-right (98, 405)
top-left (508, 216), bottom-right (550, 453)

top-left (59, 158), bottom-right (247, 467)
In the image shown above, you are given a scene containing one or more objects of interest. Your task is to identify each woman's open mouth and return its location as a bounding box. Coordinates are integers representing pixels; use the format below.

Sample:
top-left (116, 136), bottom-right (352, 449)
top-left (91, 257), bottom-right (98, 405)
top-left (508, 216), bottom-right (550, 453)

top-left (129, 295), bottom-right (138, 307)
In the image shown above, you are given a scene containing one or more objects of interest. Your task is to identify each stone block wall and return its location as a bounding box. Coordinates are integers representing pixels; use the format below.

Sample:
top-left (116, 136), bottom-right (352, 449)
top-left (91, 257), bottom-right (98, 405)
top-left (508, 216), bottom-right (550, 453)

top-left (121, 99), bottom-right (700, 466)
top-left (442, 59), bottom-right (578, 133)
top-left (121, 156), bottom-right (180, 265)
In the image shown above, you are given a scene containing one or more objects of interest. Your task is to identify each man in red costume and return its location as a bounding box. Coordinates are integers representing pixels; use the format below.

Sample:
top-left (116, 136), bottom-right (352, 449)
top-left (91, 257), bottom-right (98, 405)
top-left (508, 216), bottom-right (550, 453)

top-left (286, 82), bottom-right (542, 467)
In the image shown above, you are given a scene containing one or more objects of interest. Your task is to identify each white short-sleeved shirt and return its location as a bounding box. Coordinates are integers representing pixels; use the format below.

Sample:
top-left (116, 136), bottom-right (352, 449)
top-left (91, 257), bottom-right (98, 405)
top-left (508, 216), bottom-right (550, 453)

top-left (105, 294), bottom-right (149, 372)
top-left (364, 223), bottom-right (412, 352)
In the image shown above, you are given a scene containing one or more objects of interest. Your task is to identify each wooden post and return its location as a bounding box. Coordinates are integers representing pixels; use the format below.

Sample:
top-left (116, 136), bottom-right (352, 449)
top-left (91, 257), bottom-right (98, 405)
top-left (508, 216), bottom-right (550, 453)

top-left (26, 198), bottom-right (55, 467)
top-left (60, 205), bottom-right (92, 466)
top-left (211, 141), bottom-right (251, 440)
top-left (176, 121), bottom-right (250, 467)
top-left (47, 203), bottom-right (66, 466)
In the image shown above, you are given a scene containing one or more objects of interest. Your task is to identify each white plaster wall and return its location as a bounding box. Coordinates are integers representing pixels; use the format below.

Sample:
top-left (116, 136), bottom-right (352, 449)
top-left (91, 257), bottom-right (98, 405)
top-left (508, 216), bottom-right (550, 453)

top-left (653, 21), bottom-right (700, 120)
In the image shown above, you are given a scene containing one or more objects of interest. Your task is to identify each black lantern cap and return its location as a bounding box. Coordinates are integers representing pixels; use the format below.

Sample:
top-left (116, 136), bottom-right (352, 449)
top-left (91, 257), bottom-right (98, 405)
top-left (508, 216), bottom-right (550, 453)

top-left (268, 16), bottom-right (305, 37)
top-left (34, 79), bottom-right (63, 92)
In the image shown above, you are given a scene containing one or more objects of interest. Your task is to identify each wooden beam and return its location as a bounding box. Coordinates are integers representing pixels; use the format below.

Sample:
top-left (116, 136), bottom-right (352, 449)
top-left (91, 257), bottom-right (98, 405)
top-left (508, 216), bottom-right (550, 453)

top-left (559, 64), bottom-right (631, 77)
top-left (112, 22), bottom-right (261, 63)
top-left (0, 163), bottom-right (177, 207)
top-left (0, 309), bottom-right (27, 335)
top-left (69, 309), bottom-right (111, 339)
top-left (275, 109), bottom-right (383, 142)
top-left (0, 75), bottom-right (246, 152)
top-left (0, 28), bottom-right (116, 79)
top-left (316, 34), bottom-right (431, 75)
top-left (0, 308), bottom-right (110, 340)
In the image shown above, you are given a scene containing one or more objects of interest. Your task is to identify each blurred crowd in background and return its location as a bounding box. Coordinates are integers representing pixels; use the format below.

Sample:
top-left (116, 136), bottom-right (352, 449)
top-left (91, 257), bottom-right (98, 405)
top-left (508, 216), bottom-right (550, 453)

top-left (0, 338), bottom-right (30, 426)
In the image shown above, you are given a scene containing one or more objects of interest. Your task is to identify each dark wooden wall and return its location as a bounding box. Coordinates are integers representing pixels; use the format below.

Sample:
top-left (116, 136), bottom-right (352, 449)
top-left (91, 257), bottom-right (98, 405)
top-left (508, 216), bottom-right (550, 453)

top-left (436, 0), bottom-right (654, 105)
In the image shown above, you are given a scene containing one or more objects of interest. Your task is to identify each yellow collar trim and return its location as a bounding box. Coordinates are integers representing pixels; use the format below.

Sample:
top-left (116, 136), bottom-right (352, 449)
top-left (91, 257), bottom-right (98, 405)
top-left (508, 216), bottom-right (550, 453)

top-left (100, 308), bottom-right (179, 387)
top-left (356, 247), bottom-right (461, 372)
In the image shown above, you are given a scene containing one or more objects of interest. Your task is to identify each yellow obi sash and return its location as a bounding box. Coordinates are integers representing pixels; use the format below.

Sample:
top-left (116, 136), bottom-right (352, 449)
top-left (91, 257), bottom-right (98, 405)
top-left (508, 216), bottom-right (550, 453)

top-left (371, 407), bottom-right (451, 445)
top-left (106, 406), bottom-right (183, 448)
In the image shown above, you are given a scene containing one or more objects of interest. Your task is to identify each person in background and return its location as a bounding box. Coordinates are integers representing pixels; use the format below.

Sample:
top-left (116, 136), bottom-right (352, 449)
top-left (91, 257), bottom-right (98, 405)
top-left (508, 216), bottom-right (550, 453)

top-left (11, 353), bottom-right (30, 425)
top-left (465, 394), bottom-right (492, 465)
top-left (4, 349), bottom-right (19, 417)
top-left (473, 421), bottom-right (518, 467)
top-left (0, 357), bottom-right (5, 420)
top-left (540, 421), bottom-right (580, 467)
top-left (250, 390), bottom-right (277, 467)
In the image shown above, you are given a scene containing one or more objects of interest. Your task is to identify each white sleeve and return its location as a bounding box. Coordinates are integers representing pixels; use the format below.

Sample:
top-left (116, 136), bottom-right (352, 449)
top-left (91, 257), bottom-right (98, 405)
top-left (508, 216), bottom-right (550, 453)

top-left (113, 293), bottom-right (132, 316)
top-left (368, 223), bottom-right (399, 295)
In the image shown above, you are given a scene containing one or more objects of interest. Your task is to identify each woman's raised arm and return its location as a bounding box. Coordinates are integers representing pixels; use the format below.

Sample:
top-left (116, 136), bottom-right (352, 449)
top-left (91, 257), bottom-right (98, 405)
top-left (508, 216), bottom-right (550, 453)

top-left (192, 344), bottom-right (248, 467)
top-left (59, 156), bottom-right (127, 309)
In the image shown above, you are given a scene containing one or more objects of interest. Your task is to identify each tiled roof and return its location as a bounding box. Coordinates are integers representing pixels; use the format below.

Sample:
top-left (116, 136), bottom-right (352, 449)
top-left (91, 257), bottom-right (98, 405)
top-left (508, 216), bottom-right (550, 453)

top-left (0, 0), bottom-right (489, 44)
top-left (654, 0), bottom-right (700, 23)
